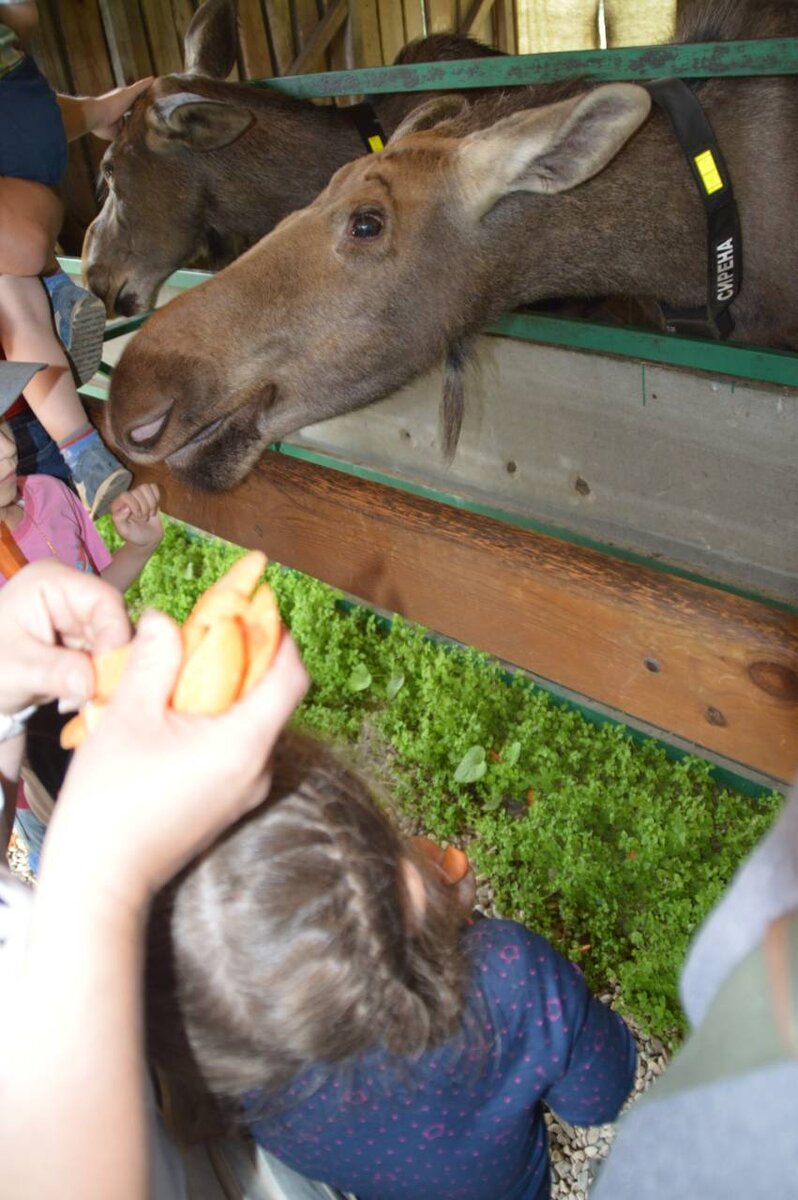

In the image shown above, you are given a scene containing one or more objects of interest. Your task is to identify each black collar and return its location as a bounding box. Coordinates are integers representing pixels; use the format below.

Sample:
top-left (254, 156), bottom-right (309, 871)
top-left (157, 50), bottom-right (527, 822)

top-left (646, 77), bottom-right (742, 340)
top-left (346, 102), bottom-right (387, 154)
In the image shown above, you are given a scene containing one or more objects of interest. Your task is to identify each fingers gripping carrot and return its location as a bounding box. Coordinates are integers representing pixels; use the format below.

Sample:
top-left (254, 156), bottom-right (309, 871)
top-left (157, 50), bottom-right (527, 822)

top-left (60, 551), bottom-right (283, 749)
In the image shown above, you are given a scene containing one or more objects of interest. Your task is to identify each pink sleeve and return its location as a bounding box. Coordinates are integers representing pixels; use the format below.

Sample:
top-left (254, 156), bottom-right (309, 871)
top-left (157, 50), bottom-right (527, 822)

top-left (25, 472), bottom-right (112, 576)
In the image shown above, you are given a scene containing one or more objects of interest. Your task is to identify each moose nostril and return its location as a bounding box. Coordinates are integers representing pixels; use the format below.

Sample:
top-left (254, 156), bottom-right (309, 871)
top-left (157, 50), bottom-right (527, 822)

top-left (114, 286), bottom-right (141, 318)
top-left (129, 413), bottom-right (168, 444)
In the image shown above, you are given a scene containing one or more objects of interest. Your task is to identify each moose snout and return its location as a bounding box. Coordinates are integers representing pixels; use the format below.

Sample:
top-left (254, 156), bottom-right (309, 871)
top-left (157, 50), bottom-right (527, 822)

top-left (84, 260), bottom-right (144, 317)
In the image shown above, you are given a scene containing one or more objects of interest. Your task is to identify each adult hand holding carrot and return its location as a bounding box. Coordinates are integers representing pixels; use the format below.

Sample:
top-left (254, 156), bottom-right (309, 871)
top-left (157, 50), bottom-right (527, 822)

top-left (48, 607), bottom-right (308, 909)
top-left (0, 559), bottom-right (130, 716)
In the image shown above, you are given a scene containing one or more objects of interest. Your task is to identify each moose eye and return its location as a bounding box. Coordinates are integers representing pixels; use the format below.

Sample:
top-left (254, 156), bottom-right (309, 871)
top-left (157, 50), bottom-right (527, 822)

top-left (348, 209), bottom-right (384, 240)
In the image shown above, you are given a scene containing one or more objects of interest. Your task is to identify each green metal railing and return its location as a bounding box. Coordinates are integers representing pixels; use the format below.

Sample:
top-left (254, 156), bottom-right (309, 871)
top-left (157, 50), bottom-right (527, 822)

top-left (257, 37), bottom-right (798, 96)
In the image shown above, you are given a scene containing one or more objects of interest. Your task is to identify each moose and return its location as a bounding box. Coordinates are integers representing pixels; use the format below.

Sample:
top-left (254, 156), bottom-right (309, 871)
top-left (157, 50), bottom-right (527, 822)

top-left (83, 0), bottom-right (503, 316)
top-left (108, 0), bottom-right (798, 491)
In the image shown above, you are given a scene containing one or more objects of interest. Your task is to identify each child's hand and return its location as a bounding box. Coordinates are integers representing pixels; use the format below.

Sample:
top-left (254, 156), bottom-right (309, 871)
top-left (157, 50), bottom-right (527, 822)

top-left (110, 484), bottom-right (163, 550)
top-left (409, 836), bottom-right (477, 919)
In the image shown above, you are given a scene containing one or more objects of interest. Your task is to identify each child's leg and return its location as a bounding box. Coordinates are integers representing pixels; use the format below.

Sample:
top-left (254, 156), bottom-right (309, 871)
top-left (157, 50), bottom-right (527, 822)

top-left (0, 274), bottom-right (131, 514)
top-left (0, 176), bottom-right (61, 277)
top-left (0, 176), bottom-right (107, 385)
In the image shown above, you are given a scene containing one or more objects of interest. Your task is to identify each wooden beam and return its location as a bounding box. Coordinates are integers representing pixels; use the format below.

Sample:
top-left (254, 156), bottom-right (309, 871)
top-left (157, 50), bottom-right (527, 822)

top-left (459, 0), bottom-right (496, 35)
top-left (132, 453), bottom-right (798, 783)
top-left (287, 0), bottom-right (349, 76)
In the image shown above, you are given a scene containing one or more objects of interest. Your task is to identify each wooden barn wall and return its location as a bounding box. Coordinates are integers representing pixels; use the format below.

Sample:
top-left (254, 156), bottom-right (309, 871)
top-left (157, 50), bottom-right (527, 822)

top-left (31, 0), bottom-right (677, 252)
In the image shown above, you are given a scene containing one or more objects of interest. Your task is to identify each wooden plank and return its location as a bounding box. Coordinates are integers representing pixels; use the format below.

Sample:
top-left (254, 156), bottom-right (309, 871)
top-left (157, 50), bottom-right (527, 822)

top-left (402, 0), bottom-right (426, 42)
top-left (263, 0), bottom-right (296, 73)
top-left (327, 13), bottom-right (349, 73)
top-left (288, 0), bottom-right (348, 76)
top-left (56, 0), bottom-right (115, 94)
top-left (459, 0), bottom-right (496, 36)
top-left (98, 0), bottom-right (153, 82)
top-left (130, 454), bottom-right (798, 783)
top-left (378, 0), bottom-right (406, 63)
top-left (139, 0), bottom-right (185, 75)
top-left (350, 0), bottom-right (383, 67)
top-left (426, 0), bottom-right (455, 35)
top-left (237, 0), bottom-right (275, 79)
top-left (603, 0), bottom-right (676, 48)
top-left (516, 0), bottom-right (599, 53)
top-left (494, 0), bottom-right (516, 53)
top-left (293, 0), bottom-right (322, 56)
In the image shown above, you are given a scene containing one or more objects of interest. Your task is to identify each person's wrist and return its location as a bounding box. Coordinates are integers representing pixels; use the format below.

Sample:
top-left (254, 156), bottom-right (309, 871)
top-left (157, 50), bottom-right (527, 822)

top-left (33, 851), bottom-right (150, 950)
top-left (39, 808), bottom-right (158, 917)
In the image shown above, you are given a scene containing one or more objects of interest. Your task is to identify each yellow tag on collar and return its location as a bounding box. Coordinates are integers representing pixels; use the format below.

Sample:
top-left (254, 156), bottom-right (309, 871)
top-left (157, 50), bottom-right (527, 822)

top-left (694, 149), bottom-right (723, 195)
top-left (367, 134), bottom-right (384, 153)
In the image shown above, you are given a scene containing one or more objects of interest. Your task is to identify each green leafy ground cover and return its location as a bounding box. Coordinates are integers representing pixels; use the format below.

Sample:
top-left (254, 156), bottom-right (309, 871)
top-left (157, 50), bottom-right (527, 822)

top-left (103, 516), bottom-right (784, 1043)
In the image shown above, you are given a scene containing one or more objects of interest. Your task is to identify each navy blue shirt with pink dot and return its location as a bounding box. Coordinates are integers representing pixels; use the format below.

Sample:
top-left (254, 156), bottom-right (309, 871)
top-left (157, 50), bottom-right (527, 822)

top-left (246, 919), bottom-right (636, 1199)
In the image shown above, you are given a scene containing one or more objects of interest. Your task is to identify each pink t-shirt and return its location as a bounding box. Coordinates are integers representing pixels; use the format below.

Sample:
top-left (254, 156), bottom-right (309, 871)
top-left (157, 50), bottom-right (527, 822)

top-left (0, 474), bottom-right (112, 585)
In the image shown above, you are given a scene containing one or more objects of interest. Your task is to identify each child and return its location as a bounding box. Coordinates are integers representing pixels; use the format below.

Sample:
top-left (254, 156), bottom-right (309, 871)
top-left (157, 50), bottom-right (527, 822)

top-left (0, 0), bottom-right (151, 510)
top-left (0, 361), bottom-right (163, 866)
top-left (145, 730), bottom-right (638, 1200)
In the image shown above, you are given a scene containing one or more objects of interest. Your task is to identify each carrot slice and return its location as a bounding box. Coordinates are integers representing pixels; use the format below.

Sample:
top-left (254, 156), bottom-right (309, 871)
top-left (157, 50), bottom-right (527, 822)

top-left (172, 615), bottom-right (247, 715)
top-left (240, 582), bottom-right (282, 695)
top-left (59, 700), bottom-right (106, 750)
top-left (183, 590), bottom-right (250, 658)
top-left (93, 643), bottom-right (132, 703)
top-left (209, 550), bottom-right (267, 600)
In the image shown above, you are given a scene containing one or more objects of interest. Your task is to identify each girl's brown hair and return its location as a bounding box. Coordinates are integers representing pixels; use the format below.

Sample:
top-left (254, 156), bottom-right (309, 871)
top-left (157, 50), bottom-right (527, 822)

top-left (145, 730), bottom-right (470, 1133)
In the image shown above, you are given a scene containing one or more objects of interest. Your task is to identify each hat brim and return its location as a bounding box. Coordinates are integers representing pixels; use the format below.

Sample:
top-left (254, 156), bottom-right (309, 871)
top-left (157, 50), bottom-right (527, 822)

top-left (0, 362), bottom-right (47, 418)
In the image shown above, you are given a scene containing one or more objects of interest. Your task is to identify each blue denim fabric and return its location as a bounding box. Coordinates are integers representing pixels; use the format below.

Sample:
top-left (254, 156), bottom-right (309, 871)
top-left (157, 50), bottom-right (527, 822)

top-left (8, 404), bottom-right (71, 483)
top-left (0, 55), bottom-right (68, 186)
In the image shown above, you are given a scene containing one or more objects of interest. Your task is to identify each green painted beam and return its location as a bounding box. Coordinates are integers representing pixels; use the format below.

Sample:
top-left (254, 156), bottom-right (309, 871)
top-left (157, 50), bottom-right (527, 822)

top-left (492, 313), bottom-right (798, 389)
top-left (255, 38), bottom-right (798, 98)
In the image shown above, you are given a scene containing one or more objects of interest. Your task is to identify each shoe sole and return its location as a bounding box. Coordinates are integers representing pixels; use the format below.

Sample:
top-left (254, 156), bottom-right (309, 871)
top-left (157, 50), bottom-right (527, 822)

top-left (64, 295), bottom-right (106, 386)
top-left (79, 465), bottom-right (133, 520)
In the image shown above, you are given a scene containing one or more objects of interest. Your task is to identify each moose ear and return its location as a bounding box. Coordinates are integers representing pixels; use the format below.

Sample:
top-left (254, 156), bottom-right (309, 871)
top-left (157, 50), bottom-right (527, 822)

top-left (388, 95), bottom-right (470, 143)
top-left (145, 93), bottom-right (254, 152)
top-left (184, 0), bottom-right (239, 79)
top-left (456, 83), bottom-right (651, 217)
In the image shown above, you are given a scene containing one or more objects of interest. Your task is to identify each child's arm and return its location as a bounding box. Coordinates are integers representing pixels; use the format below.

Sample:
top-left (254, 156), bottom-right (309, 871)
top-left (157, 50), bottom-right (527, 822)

top-left (56, 77), bottom-right (153, 143)
top-left (100, 484), bottom-right (163, 594)
top-left (544, 967), bottom-right (637, 1127)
